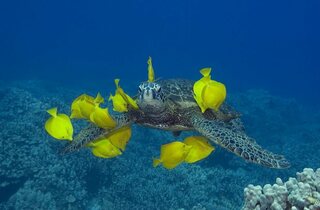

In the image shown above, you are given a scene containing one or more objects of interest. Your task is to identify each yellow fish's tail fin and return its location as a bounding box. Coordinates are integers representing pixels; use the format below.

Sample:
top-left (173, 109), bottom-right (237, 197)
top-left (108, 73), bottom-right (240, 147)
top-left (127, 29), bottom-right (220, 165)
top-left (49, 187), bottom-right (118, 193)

top-left (147, 56), bottom-right (155, 82)
top-left (47, 107), bottom-right (58, 117)
top-left (200, 67), bottom-right (212, 78)
top-left (114, 79), bottom-right (120, 89)
top-left (108, 94), bottom-right (113, 101)
top-left (153, 158), bottom-right (161, 167)
top-left (94, 92), bottom-right (104, 104)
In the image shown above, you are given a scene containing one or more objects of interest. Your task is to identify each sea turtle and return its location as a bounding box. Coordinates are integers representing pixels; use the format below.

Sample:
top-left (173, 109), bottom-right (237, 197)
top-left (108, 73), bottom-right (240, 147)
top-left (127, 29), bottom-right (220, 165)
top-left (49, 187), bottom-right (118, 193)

top-left (62, 79), bottom-right (290, 169)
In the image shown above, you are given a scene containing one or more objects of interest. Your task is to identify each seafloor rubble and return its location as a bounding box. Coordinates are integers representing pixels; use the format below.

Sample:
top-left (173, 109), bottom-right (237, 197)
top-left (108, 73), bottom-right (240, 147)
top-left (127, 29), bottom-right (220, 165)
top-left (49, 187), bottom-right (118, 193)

top-left (0, 80), bottom-right (319, 210)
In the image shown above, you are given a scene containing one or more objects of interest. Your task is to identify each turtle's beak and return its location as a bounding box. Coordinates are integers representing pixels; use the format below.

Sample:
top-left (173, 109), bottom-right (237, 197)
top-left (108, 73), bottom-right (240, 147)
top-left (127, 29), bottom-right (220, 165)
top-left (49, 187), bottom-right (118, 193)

top-left (137, 90), bottom-right (164, 112)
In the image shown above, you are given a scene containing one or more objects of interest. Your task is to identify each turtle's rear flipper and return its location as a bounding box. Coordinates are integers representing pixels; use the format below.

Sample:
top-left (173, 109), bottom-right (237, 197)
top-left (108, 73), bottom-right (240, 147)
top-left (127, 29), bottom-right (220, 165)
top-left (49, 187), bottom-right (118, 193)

top-left (191, 116), bottom-right (290, 169)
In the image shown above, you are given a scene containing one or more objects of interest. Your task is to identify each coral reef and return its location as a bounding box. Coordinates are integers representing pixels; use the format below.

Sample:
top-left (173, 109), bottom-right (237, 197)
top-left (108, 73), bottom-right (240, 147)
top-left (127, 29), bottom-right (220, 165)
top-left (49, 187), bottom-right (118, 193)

top-left (0, 80), bottom-right (319, 209)
top-left (242, 168), bottom-right (320, 210)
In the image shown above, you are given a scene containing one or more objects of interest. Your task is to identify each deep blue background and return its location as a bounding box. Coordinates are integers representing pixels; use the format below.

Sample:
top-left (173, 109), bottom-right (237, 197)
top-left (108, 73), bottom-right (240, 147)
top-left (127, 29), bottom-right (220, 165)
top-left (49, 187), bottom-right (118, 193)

top-left (0, 0), bottom-right (319, 106)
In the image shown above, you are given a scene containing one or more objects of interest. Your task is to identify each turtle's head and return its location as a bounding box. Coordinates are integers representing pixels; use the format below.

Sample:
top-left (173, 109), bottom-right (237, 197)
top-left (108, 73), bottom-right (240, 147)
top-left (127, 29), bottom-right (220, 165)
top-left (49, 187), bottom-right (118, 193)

top-left (137, 81), bottom-right (165, 112)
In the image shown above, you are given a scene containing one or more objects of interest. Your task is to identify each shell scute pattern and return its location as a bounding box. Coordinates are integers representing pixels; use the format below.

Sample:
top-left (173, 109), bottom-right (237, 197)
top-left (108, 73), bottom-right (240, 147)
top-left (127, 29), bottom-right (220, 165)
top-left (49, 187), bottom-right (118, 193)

top-left (158, 79), bottom-right (197, 108)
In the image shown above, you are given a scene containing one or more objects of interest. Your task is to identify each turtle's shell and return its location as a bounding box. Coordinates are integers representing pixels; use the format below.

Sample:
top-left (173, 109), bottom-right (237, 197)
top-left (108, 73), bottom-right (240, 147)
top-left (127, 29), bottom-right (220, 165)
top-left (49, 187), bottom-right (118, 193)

top-left (158, 79), bottom-right (198, 109)
top-left (157, 79), bottom-right (236, 122)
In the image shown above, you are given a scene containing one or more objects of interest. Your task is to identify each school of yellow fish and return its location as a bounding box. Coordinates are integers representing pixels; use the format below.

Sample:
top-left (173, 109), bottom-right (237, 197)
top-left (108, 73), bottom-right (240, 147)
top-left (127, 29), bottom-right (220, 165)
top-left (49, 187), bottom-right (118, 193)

top-left (44, 57), bottom-right (226, 169)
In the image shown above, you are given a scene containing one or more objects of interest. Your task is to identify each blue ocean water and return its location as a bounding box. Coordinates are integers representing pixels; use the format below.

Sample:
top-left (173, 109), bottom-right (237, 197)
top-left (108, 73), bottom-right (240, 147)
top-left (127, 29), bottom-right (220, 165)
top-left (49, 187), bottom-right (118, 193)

top-left (0, 0), bottom-right (319, 209)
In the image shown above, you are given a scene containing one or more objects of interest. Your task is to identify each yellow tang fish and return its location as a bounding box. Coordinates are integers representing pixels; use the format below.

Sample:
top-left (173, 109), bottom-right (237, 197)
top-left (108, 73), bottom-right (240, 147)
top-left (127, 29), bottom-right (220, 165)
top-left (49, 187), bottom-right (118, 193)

top-left (183, 136), bottom-right (215, 163)
top-left (87, 137), bottom-right (122, 158)
top-left (107, 126), bottom-right (132, 151)
top-left (70, 93), bottom-right (104, 119)
top-left (201, 81), bottom-right (226, 111)
top-left (71, 93), bottom-right (116, 129)
top-left (153, 141), bottom-right (192, 169)
top-left (89, 107), bottom-right (117, 129)
top-left (45, 107), bottom-right (73, 141)
top-left (109, 79), bottom-right (138, 112)
top-left (116, 89), bottom-right (139, 110)
top-left (193, 68), bottom-right (226, 112)
top-left (147, 56), bottom-right (155, 82)
top-left (109, 92), bottom-right (128, 112)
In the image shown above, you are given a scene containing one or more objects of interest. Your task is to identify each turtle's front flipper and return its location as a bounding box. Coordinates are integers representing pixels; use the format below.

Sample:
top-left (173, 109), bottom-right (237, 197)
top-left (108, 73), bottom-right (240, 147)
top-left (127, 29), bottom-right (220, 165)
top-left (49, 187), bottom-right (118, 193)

top-left (191, 116), bottom-right (290, 169)
top-left (61, 113), bottom-right (132, 154)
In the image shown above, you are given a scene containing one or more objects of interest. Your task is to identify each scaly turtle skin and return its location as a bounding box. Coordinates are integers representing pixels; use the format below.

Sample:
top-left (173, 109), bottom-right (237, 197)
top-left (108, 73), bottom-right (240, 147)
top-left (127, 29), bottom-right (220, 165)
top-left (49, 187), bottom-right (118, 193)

top-left (62, 79), bottom-right (290, 169)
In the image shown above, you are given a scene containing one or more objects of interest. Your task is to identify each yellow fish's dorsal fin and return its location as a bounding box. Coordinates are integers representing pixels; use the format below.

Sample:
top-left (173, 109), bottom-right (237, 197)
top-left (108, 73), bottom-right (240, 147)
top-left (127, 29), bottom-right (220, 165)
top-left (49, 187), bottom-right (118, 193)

top-left (200, 67), bottom-right (212, 79)
top-left (147, 56), bottom-right (155, 82)
top-left (114, 79), bottom-right (120, 89)
top-left (94, 92), bottom-right (104, 104)
top-left (47, 107), bottom-right (58, 117)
